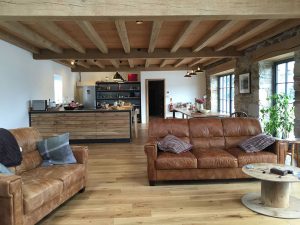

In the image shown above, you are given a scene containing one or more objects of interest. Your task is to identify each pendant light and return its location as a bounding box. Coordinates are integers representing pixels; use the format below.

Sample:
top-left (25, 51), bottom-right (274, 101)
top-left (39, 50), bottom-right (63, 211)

top-left (184, 71), bottom-right (191, 77)
top-left (195, 66), bottom-right (204, 75)
top-left (189, 70), bottom-right (197, 76)
top-left (113, 72), bottom-right (124, 81)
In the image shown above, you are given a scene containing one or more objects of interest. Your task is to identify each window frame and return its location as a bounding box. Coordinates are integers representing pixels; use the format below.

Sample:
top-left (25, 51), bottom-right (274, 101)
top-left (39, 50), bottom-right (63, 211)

top-left (217, 73), bottom-right (235, 115)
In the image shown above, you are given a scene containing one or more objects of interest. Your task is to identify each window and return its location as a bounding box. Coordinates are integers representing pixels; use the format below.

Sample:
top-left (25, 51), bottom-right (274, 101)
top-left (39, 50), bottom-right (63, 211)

top-left (274, 59), bottom-right (295, 103)
top-left (218, 74), bottom-right (235, 114)
top-left (54, 74), bottom-right (63, 104)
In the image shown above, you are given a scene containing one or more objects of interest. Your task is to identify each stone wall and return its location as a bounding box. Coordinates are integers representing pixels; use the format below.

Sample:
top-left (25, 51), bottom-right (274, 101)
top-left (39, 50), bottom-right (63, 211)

top-left (205, 74), bottom-right (218, 111)
top-left (258, 61), bottom-right (273, 115)
top-left (294, 51), bottom-right (300, 137)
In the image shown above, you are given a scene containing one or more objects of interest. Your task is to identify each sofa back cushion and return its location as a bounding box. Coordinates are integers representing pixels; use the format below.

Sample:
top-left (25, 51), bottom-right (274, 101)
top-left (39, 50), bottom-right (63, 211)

top-left (189, 118), bottom-right (225, 149)
top-left (222, 118), bottom-right (262, 149)
top-left (10, 127), bottom-right (43, 174)
top-left (148, 118), bottom-right (190, 143)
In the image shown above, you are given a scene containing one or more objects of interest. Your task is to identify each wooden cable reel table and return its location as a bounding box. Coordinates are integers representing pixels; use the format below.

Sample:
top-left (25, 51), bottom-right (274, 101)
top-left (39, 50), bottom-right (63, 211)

top-left (242, 163), bottom-right (300, 218)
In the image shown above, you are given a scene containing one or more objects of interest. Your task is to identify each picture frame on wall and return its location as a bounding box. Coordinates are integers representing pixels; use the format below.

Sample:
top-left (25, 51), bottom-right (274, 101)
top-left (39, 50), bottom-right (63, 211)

top-left (239, 73), bottom-right (251, 94)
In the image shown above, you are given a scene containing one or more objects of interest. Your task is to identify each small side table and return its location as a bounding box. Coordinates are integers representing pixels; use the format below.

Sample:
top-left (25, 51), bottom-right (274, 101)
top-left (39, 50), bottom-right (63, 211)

top-left (286, 138), bottom-right (300, 167)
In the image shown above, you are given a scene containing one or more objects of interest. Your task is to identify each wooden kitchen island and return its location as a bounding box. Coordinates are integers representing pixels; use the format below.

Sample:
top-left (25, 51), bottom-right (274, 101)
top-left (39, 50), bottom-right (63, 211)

top-left (29, 109), bottom-right (131, 143)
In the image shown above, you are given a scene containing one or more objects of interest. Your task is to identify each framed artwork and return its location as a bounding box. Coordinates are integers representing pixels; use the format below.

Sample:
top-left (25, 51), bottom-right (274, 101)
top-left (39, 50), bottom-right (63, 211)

top-left (239, 73), bottom-right (251, 94)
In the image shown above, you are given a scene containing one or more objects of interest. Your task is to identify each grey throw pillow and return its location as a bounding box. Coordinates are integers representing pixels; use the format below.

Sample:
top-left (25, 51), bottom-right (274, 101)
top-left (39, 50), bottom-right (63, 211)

top-left (239, 133), bottom-right (276, 153)
top-left (158, 134), bottom-right (193, 154)
top-left (37, 133), bottom-right (77, 166)
top-left (0, 163), bottom-right (13, 175)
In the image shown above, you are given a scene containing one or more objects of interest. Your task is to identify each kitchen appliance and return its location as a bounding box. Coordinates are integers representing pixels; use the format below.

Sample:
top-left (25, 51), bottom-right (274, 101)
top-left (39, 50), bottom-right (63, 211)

top-left (31, 100), bottom-right (47, 111)
top-left (82, 86), bottom-right (96, 109)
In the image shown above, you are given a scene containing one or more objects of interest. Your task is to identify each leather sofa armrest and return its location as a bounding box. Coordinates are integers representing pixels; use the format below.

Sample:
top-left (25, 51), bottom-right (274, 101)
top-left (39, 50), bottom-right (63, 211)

top-left (144, 140), bottom-right (158, 183)
top-left (71, 145), bottom-right (88, 164)
top-left (0, 175), bottom-right (23, 225)
top-left (266, 139), bottom-right (288, 164)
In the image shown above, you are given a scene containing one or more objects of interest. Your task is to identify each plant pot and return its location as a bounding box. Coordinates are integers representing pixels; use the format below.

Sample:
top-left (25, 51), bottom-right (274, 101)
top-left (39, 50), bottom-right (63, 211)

top-left (196, 103), bottom-right (204, 111)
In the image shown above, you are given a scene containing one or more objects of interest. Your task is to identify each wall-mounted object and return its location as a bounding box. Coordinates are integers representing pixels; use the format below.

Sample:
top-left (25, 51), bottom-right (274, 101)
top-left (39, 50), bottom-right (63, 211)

top-left (239, 73), bottom-right (251, 94)
top-left (128, 73), bottom-right (138, 81)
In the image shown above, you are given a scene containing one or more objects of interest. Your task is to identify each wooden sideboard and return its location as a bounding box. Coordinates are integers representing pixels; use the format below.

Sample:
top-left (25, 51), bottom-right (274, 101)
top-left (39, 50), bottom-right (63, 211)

top-left (29, 110), bottom-right (131, 143)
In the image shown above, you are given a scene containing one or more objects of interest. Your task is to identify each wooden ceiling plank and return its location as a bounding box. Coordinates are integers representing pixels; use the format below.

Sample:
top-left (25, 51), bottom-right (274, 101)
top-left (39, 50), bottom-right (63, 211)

top-left (0, 29), bottom-right (39, 53)
top-left (88, 59), bottom-right (105, 68)
top-left (72, 65), bottom-right (189, 72)
top-left (54, 60), bottom-right (72, 68)
top-left (128, 59), bottom-right (134, 68)
top-left (171, 19), bottom-right (201, 53)
top-left (115, 20), bottom-right (130, 53)
top-left (40, 21), bottom-right (85, 53)
top-left (174, 59), bottom-right (185, 68)
top-left (110, 59), bottom-right (120, 68)
top-left (192, 20), bottom-right (238, 52)
top-left (160, 59), bottom-right (168, 67)
top-left (237, 20), bottom-right (300, 51)
top-left (202, 58), bottom-right (223, 67)
top-left (77, 20), bottom-right (108, 53)
top-left (76, 60), bottom-right (90, 68)
top-left (215, 20), bottom-right (278, 51)
top-left (148, 20), bottom-right (163, 53)
top-left (0, 21), bottom-right (62, 53)
top-left (33, 48), bottom-right (242, 60)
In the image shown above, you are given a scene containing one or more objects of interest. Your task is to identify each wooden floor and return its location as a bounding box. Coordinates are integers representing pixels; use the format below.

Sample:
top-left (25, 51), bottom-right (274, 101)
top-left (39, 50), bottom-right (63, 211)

top-left (39, 124), bottom-right (300, 225)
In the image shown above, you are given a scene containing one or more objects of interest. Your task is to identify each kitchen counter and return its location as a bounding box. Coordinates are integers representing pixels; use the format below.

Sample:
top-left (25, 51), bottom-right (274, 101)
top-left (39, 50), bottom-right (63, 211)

top-left (29, 109), bottom-right (132, 143)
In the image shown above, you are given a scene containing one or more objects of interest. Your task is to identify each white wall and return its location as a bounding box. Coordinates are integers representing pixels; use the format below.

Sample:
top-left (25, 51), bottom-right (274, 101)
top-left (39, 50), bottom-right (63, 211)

top-left (141, 71), bottom-right (206, 123)
top-left (0, 40), bottom-right (79, 129)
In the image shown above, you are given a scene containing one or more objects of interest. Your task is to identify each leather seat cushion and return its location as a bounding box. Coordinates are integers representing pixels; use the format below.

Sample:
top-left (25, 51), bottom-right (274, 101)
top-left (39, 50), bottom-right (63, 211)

top-left (156, 151), bottom-right (197, 169)
top-left (227, 148), bottom-right (277, 167)
top-left (193, 148), bottom-right (238, 168)
top-left (21, 164), bottom-right (85, 189)
top-left (22, 177), bottom-right (63, 213)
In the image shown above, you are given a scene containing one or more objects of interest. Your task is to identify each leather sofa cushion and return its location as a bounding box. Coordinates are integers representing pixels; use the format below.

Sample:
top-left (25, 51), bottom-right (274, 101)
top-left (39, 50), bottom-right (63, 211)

top-left (189, 118), bottom-right (225, 149)
top-left (15, 150), bottom-right (42, 175)
top-left (222, 118), bottom-right (262, 149)
top-left (156, 151), bottom-right (197, 169)
top-left (22, 177), bottom-right (63, 213)
top-left (21, 164), bottom-right (85, 189)
top-left (193, 148), bottom-right (238, 168)
top-left (227, 148), bottom-right (277, 167)
top-left (149, 118), bottom-right (190, 142)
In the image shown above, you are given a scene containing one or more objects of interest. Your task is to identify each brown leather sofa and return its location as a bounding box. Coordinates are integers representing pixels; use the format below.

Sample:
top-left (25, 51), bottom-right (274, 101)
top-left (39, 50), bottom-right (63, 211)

top-left (144, 118), bottom-right (287, 185)
top-left (0, 127), bottom-right (88, 225)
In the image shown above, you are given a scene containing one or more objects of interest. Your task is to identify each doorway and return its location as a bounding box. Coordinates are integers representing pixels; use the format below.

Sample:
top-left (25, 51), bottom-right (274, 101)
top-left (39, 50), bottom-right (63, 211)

top-left (146, 80), bottom-right (165, 121)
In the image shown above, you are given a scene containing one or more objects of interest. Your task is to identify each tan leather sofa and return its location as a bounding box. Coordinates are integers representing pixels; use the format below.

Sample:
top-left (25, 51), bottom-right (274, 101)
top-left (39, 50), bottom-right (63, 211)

top-left (144, 118), bottom-right (287, 185)
top-left (0, 127), bottom-right (88, 225)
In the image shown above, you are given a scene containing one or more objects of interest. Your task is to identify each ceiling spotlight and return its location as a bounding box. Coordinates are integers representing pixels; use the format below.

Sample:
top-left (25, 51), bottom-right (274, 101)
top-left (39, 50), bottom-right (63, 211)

top-left (184, 71), bottom-right (191, 78)
top-left (136, 20), bottom-right (144, 25)
top-left (189, 70), bottom-right (197, 76)
top-left (70, 60), bottom-right (75, 65)
top-left (195, 66), bottom-right (204, 75)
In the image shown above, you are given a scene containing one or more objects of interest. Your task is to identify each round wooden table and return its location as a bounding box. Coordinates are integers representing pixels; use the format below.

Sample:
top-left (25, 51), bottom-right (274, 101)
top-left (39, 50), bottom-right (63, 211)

top-left (242, 163), bottom-right (300, 218)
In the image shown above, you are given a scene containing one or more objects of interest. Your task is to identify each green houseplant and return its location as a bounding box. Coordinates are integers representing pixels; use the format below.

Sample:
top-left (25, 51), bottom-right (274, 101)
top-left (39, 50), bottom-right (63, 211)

top-left (260, 93), bottom-right (294, 138)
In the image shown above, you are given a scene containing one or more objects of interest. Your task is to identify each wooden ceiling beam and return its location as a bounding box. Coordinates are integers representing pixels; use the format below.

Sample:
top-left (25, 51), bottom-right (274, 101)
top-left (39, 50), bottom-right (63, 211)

top-left (72, 65), bottom-right (190, 72)
top-left (0, 21), bottom-right (62, 53)
top-left (188, 58), bottom-right (204, 67)
top-left (237, 20), bottom-right (300, 51)
top-left (33, 48), bottom-right (242, 60)
top-left (148, 20), bottom-right (163, 53)
top-left (110, 59), bottom-right (120, 68)
top-left (160, 59), bottom-right (168, 68)
top-left (171, 19), bottom-right (201, 53)
top-left (215, 20), bottom-right (279, 51)
top-left (115, 20), bottom-right (130, 53)
top-left (128, 59), bottom-right (134, 68)
top-left (77, 20), bottom-right (108, 54)
top-left (0, 29), bottom-right (39, 53)
top-left (202, 58), bottom-right (224, 67)
top-left (174, 59), bottom-right (185, 68)
top-left (88, 59), bottom-right (105, 69)
top-left (145, 59), bottom-right (150, 68)
top-left (75, 60), bottom-right (90, 68)
top-left (40, 21), bottom-right (85, 54)
top-left (192, 20), bottom-right (238, 52)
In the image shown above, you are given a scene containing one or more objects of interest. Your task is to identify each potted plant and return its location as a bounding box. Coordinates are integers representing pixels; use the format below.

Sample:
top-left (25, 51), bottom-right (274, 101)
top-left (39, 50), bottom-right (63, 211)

top-left (260, 93), bottom-right (294, 139)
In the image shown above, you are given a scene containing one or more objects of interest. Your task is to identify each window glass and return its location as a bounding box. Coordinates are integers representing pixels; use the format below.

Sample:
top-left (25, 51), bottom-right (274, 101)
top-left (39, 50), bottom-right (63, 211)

top-left (218, 74), bottom-right (235, 114)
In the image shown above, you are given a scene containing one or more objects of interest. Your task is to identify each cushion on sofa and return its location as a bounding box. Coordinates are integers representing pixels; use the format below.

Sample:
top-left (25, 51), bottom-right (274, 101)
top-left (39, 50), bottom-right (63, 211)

top-left (156, 151), bottom-right (197, 169)
top-left (22, 177), bottom-right (63, 213)
top-left (192, 148), bottom-right (238, 168)
top-left (158, 134), bottom-right (192, 154)
top-left (227, 148), bottom-right (277, 167)
top-left (239, 133), bottom-right (275, 153)
top-left (0, 163), bottom-right (13, 175)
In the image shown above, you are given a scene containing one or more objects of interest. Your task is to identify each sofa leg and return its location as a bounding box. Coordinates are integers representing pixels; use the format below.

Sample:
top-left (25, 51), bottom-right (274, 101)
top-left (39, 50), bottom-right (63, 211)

top-left (79, 187), bottom-right (86, 193)
top-left (149, 181), bottom-right (156, 186)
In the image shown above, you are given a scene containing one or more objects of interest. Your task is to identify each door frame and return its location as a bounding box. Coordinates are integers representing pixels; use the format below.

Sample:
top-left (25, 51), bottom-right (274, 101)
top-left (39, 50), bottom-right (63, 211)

top-left (145, 79), bottom-right (166, 123)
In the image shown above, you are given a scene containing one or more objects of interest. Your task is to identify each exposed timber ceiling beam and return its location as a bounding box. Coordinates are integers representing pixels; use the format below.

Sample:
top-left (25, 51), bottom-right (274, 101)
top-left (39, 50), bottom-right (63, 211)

top-left (215, 20), bottom-right (280, 51)
top-left (145, 59), bottom-right (150, 68)
top-left (72, 65), bottom-right (190, 72)
top-left (128, 59), bottom-right (134, 68)
top-left (76, 60), bottom-right (90, 68)
top-left (171, 19), bottom-right (200, 53)
top-left (88, 59), bottom-right (105, 68)
top-left (110, 59), bottom-right (120, 68)
top-left (40, 21), bottom-right (85, 54)
top-left (33, 48), bottom-right (242, 60)
top-left (188, 58), bottom-right (204, 67)
top-left (115, 20), bottom-right (130, 53)
top-left (160, 59), bottom-right (168, 68)
top-left (192, 20), bottom-right (237, 52)
top-left (77, 20), bottom-right (108, 53)
top-left (148, 20), bottom-right (163, 53)
top-left (0, 21), bottom-right (62, 53)
top-left (174, 59), bottom-right (186, 68)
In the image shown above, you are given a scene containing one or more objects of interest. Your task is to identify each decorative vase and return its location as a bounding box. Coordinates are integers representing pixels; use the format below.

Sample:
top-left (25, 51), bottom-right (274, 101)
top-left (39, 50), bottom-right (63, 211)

top-left (196, 103), bottom-right (204, 111)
